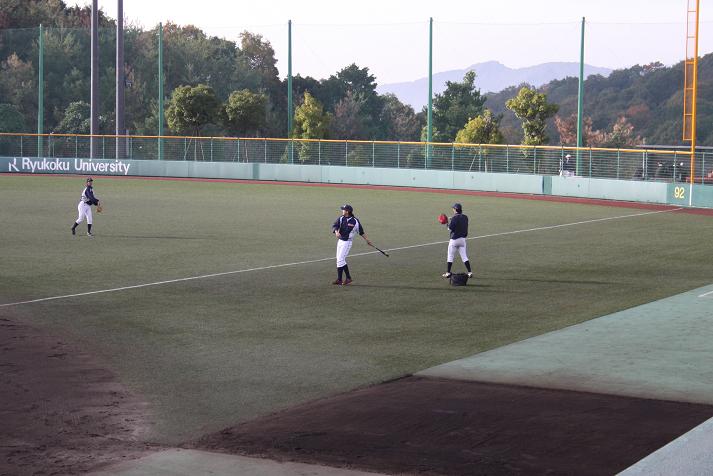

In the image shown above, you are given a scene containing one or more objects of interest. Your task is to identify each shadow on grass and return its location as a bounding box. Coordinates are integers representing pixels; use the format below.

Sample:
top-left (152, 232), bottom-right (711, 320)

top-left (351, 283), bottom-right (494, 291)
top-left (101, 234), bottom-right (210, 240)
top-left (489, 276), bottom-right (615, 286)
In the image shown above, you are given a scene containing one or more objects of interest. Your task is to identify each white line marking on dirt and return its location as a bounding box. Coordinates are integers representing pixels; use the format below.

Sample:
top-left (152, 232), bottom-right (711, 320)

top-left (0, 208), bottom-right (681, 308)
top-left (699, 290), bottom-right (713, 298)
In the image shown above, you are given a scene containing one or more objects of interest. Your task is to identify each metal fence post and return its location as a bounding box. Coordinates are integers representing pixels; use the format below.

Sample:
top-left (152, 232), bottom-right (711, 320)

top-left (210, 138), bottom-right (213, 162)
top-left (264, 139), bottom-right (267, 163)
top-left (20, 135), bottom-right (23, 156)
top-left (236, 139), bottom-right (239, 162)
top-left (451, 144), bottom-right (455, 171)
top-left (702, 152), bottom-right (706, 184)
top-left (318, 140), bottom-right (321, 165)
top-left (533, 147), bottom-right (537, 174)
top-left (617, 150), bottom-right (620, 180)
top-left (397, 142), bottom-right (400, 168)
top-left (372, 141), bottom-right (375, 167)
top-left (589, 148), bottom-right (592, 177)
top-left (75, 136), bottom-right (78, 158)
top-left (102, 136), bottom-right (105, 159)
top-left (345, 141), bottom-right (348, 166)
top-left (506, 145), bottom-right (509, 173)
top-left (479, 145), bottom-right (482, 171)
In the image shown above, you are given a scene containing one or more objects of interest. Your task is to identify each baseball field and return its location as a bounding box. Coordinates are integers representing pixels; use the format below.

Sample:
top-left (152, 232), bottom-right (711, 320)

top-left (2, 174), bottom-right (713, 475)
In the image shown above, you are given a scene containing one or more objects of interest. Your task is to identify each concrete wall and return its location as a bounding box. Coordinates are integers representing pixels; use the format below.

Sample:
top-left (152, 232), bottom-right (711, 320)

top-left (1, 156), bottom-right (711, 208)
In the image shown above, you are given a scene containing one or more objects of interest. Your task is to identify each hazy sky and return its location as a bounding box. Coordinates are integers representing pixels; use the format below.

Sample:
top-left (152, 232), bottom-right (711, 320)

top-left (66, 0), bottom-right (713, 84)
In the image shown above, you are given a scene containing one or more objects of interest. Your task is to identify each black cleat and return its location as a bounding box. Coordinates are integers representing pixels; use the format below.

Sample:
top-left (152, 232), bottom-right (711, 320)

top-left (71, 227), bottom-right (76, 235)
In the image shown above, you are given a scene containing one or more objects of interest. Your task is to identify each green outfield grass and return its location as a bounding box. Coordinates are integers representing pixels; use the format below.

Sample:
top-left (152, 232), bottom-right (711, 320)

top-left (1, 174), bottom-right (712, 444)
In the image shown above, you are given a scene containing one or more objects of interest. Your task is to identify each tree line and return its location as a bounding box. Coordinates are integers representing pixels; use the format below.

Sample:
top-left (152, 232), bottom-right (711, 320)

top-left (1, 0), bottom-right (710, 148)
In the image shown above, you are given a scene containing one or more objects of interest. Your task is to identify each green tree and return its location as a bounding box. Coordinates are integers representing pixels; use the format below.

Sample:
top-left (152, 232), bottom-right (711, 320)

top-left (330, 90), bottom-right (368, 140)
top-left (293, 91), bottom-right (330, 139)
top-left (604, 116), bottom-right (642, 148)
top-left (53, 100), bottom-right (109, 134)
top-left (54, 100), bottom-right (90, 134)
top-left (455, 109), bottom-right (504, 144)
top-left (239, 31), bottom-right (279, 85)
top-left (506, 86), bottom-right (559, 145)
top-left (380, 94), bottom-right (422, 141)
top-left (320, 64), bottom-right (384, 139)
top-left (223, 89), bottom-right (267, 137)
top-left (0, 53), bottom-right (36, 124)
top-left (0, 103), bottom-right (25, 132)
top-left (432, 70), bottom-right (486, 142)
top-left (165, 84), bottom-right (221, 135)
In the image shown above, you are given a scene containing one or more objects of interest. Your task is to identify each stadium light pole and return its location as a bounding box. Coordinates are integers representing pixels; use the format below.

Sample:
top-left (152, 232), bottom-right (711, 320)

top-left (37, 24), bottom-right (44, 158)
top-left (116, 0), bottom-right (125, 159)
top-left (426, 17), bottom-right (433, 168)
top-left (90, 0), bottom-right (99, 159)
top-left (576, 17), bottom-right (585, 175)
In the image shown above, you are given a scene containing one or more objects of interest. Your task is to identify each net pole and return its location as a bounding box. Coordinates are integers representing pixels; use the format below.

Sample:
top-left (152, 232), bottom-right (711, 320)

top-left (576, 17), bottom-right (585, 175)
top-left (90, 0), bottom-right (99, 159)
top-left (116, 0), bottom-right (125, 159)
top-left (37, 25), bottom-right (44, 157)
top-left (158, 23), bottom-right (164, 161)
top-left (426, 18), bottom-right (433, 168)
top-left (287, 20), bottom-right (293, 162)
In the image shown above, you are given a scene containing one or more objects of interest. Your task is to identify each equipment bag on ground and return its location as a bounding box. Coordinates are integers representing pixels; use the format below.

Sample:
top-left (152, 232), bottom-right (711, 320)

top-left (450, 273), bottom-right (469, 286)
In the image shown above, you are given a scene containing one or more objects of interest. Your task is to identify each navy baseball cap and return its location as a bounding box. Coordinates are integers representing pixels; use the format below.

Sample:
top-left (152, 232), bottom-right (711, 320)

top-left (452, 203), bottom-right (462, 211)
top-left (86, 177), bottom-right (93, 182)
top-left (340, 204), bottom-right (353, 212)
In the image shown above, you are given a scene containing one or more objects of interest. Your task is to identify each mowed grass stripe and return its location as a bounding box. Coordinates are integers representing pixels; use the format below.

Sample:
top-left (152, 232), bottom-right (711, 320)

top-left (0, 207), bottom-right (678, 308)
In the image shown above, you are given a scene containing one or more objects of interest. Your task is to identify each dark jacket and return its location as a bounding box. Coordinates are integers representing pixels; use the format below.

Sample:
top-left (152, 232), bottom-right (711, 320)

top-left (332, 215), bottom-right (365, 241)
top-left (448, 213), bottom-right (468, 239)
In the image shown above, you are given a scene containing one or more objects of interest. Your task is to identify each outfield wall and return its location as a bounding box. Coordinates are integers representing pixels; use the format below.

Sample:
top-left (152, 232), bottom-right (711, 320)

top-left (1, 156), bottom-right (712, 209)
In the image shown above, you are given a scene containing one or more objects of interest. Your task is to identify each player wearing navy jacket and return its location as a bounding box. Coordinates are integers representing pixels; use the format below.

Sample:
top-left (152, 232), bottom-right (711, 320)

top-left (442, 203), bottom-right (473, 278)
top-left (331, 204), bottom-right (371, 285)
top-left (71, 177), bottom-right (100, 237)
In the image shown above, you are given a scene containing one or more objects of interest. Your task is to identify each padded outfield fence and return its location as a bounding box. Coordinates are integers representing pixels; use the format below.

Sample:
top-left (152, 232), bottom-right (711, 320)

top-left (1, 133), bottom-right (711, 184)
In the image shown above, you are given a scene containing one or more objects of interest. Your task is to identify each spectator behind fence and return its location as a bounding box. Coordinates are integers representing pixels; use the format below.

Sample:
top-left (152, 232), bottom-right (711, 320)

top-left (560, 154), bottom-right (575, 177)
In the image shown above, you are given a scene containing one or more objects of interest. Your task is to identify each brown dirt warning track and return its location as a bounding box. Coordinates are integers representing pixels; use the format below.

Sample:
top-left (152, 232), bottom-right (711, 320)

top-left (0, 318), bottom-right (159, 476)
top-left (194, 376), bottom-right (713, 476)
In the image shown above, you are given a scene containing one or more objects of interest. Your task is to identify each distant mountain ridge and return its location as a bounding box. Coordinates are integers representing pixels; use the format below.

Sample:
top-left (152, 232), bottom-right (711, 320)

top-left (377, 61), bottom-right (613, 110)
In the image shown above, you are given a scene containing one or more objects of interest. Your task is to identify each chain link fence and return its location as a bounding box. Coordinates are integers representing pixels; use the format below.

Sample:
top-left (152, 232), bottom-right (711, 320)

top-left (1, 133), bottom-right (710, 184)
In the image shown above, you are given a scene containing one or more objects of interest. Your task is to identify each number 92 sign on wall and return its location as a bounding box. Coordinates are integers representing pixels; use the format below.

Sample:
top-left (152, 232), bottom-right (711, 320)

top-left (673, 186), bottom-right (686, 200)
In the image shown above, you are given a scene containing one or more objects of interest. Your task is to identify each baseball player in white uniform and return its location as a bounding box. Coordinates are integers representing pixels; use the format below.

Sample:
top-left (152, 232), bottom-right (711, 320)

top-left (71, 177), bottom-right (100, 237)
top-left (442, 203), bottom-right (473, 278)
top-left (331, 204), bottom-right (371, 285)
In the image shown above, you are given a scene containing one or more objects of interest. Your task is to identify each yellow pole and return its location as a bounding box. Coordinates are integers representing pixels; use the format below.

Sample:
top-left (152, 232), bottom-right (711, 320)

top-left (689, 0), bottom-right (700, 192)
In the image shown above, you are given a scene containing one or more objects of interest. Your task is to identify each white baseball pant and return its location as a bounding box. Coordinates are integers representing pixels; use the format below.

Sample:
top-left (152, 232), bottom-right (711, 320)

top-left (336, 239), bottom-right (353, 267)
top-left (76, 201), bottom-right (93, 225)
top-left (447, 237), bottom-right (468, 263)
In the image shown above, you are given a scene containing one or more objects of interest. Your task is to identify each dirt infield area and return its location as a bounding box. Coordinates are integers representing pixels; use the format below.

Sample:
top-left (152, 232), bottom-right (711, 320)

top-left (0, 318), bottom-right (158, 476)
top-left (195, 376), bottom-right (713, 476)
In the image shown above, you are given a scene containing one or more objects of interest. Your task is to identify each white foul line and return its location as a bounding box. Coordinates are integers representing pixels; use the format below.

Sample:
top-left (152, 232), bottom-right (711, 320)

top-left (699, 290), bottom-right (713, 298)
top-left (0, 207), bottom-right (681, 308)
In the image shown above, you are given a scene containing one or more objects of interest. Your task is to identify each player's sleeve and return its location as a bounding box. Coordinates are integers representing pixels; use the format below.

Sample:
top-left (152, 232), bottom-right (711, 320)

top-left (332, 217), bottom-right (340, 232)
top-left (358, 220), bottom-right (365, 235)
top-left (86, 187), bottom-right (98, 204)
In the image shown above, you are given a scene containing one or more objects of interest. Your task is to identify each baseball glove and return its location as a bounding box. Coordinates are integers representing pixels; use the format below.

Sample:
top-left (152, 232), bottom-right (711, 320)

top-left (438, 213), bottom-right (448, 225)
top-left (96, 204), bottom-right (103, 213)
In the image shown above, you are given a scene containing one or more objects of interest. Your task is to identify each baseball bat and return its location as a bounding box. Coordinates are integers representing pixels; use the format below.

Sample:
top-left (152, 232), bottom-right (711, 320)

top-left (370, 243), bottom-right (389, 257)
